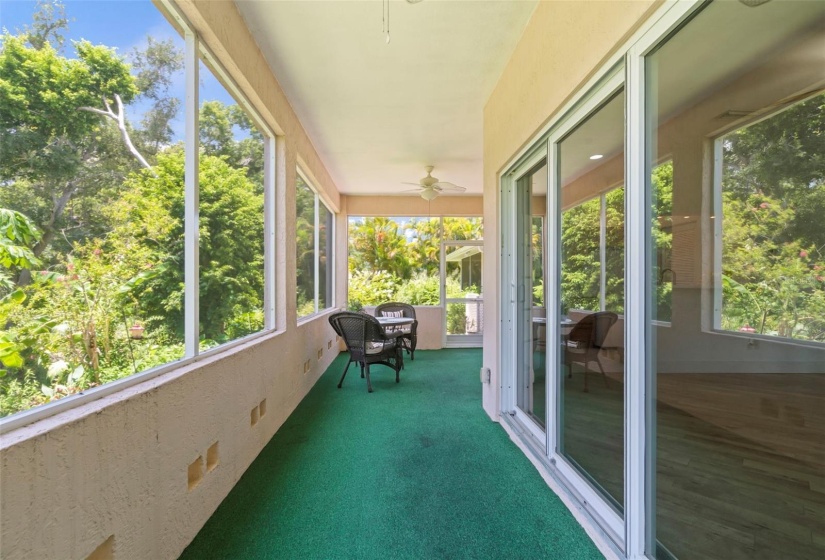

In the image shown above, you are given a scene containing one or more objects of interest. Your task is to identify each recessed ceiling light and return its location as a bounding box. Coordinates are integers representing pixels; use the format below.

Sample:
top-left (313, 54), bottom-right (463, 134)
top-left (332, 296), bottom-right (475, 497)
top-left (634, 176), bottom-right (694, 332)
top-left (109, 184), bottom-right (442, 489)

top-left (589, 154), bottom-right (603, 160)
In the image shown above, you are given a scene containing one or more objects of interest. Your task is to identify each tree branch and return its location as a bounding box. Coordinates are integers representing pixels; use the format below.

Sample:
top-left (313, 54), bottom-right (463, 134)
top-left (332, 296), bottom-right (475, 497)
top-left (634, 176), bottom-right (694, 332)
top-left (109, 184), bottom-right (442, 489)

top-left (79, 94), bottom-right (157, 176)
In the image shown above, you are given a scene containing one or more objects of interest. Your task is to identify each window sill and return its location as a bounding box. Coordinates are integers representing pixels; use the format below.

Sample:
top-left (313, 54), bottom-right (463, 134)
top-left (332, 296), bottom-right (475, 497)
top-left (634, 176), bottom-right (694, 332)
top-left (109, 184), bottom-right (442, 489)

top-left (297, 307), bottom-right (339, 327)
top-left (709, 328), bottom-right (825, 350)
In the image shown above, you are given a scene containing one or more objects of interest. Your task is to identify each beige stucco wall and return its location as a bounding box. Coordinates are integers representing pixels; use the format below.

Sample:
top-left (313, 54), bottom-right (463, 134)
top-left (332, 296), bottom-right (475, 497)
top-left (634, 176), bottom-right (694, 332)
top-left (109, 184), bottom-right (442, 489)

top-left (0, 2), bottom-right (348, 559)
top-left (481, 0), bottom-right (659, 419)
top-left (345, 195), bottom-right (483, 217)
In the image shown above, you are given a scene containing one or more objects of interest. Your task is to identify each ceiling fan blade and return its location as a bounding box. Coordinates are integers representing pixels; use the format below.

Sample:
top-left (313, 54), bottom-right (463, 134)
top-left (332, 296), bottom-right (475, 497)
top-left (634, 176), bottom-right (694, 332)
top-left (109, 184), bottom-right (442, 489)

top-left (434, 182), bottom-right (466, 192)
top-left (400, 188), bottom-right (423, 193)
top-left (401, 182), bottom-right (422, 187)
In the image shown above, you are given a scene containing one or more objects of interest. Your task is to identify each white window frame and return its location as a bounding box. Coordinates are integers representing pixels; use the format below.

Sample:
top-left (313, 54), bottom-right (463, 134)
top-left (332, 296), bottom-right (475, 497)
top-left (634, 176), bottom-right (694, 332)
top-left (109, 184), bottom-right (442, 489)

top-left (296, 169), bottom-right (336, 321)
top-left (0, 0), bottom-right (279, 434)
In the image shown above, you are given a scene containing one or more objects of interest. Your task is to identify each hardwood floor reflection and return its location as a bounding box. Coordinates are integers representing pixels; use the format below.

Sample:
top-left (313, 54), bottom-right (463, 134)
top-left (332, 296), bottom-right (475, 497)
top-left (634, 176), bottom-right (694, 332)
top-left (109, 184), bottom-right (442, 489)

top-left (542, 355), bottom-right (825, 560)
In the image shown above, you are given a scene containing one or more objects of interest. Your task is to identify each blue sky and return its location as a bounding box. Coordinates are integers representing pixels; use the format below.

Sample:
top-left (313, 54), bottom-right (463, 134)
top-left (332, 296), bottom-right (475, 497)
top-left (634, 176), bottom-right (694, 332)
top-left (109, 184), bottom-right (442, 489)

top-left (0, 0), bottom-right (241, 140)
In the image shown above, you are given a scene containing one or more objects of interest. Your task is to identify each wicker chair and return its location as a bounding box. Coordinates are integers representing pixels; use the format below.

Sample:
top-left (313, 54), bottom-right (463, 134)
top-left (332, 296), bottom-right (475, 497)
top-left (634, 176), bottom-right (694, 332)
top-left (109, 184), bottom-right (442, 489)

top-left (329, 311), bottom-right (402, 393)
top-left (562, 311), bottom-right (618, 392)
top-left (375, 302), bottom-right (418, 360)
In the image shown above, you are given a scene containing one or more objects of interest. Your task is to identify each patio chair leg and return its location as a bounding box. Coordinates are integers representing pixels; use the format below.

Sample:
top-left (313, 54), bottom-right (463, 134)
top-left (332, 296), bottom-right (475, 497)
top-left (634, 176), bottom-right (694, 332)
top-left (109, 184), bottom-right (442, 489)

top-left (365, 364), bottom-right (373, 393)
top-left (596, 355), bottom-right (609, 387)
top-left (337, 360), bottom-right (351, 389)
top-left (583, 363), bottom-right (590, 393)
top-left (360, 363), bottom-right (365, 378)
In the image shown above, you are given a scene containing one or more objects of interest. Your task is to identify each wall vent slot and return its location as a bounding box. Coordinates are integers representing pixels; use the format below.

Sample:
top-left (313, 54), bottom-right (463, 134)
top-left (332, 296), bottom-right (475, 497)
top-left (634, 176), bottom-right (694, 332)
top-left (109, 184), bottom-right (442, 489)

top-left (251, 406), bottom-right (260, 426)
top-left (85, 535), bottom-right (114, 560)
top-left (206, 442), bottom-right (219, 472)
top-left (188, 456), bottom-right (204, 490)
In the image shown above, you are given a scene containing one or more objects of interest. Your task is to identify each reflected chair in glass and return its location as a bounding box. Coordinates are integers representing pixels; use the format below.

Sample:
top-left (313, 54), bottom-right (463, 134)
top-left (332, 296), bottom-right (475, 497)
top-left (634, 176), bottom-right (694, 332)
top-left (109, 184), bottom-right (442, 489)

top-left (329, 312), bottom-right (403, 393)
top-left (375, 302), bottom-right (418, 360)
top-left (562, 311), bottom-right (618, 392)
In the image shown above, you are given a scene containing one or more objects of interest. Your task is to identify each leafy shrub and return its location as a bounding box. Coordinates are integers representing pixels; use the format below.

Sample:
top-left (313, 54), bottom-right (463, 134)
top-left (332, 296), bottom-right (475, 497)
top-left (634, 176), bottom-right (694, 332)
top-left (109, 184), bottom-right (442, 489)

top-left (395, 272), bottom-right (440, 305)
top-left (348, 270), bottom-right (398, 306)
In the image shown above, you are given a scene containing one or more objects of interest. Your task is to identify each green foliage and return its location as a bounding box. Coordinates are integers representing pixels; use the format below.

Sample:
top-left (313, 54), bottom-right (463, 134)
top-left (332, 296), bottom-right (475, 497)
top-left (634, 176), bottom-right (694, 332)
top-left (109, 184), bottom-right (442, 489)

top-left (347, 217), bottom-right (483, 307)
top-left (0, 13), bottom-right (266, 418)
top-left (561, 198), bottom-right (601, 313)
top-left (396, 272), bottom-right (441, 305)
top-left (115, 150), bottom-right (264, 340)
top-left (348, 270), bottom-right (398, 306)
top-left (652, 162), bottom-right (673, 322)
top-left (0, 33), bottom-right (138, 182)
top-left (296, 176), bottom-right (316, 315)
top-left (348, 217), bottom-right (415, 279)
top-left (0, 28), bottom-right (149, 263)
top-left (24, 0), bottom-right (70, 51)
top-left (0, 208), bottom-right (42, 290)
top-left (130, 37), bottom-right (184, 151)
top-left (719, 94), bottom-right (825, 342)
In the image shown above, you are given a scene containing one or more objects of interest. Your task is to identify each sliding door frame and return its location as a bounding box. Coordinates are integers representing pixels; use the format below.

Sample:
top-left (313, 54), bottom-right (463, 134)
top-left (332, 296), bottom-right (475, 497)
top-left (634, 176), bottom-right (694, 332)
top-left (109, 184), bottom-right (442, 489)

top-left (545, 67), bottom-right (626, 544)
top-left (498, 1), bottom-right (704, 557)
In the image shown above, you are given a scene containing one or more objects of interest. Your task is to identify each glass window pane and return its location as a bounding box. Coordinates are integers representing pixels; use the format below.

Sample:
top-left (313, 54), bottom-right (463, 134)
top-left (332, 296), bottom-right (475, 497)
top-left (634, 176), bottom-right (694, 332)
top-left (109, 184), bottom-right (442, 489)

top-left (532, 216), bottom-right (545, 307)
top-left (605, 188), bottom-right (624, 314)
top-left (515, 162), bottom-right (547, 430)
top-left (295, 176), bottom-right (315, 318)
top-left (445, 301), bottom-right (484, 336)
top-left (646, 2), bottom-right (825, 558)
top-left (443, 217), bottom-right (483, 240)
top-left (653, 162), bottom-right (673, 323)
top-left (318, 201), bottom-right (332, 310)
top-left (561, 198), bottom-right (601, 314)
top-left (558, 88), bottom-right (625, 510)
top-left (347, 216), bottom-right (440, 306)
top-left (719, 97), bottom-right (825, 342)
top-left (0, 0), bottom-right (186, 417)
top-left (445, 245), bottom-right (483, 296)
top-left (198, 60), bottom-right (265, 347)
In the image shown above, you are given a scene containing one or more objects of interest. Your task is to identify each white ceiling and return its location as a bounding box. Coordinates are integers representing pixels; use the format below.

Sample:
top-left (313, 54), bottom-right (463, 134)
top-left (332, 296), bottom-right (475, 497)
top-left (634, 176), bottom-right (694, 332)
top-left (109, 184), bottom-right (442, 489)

top-left (236, 0), bottom-right (538, 196)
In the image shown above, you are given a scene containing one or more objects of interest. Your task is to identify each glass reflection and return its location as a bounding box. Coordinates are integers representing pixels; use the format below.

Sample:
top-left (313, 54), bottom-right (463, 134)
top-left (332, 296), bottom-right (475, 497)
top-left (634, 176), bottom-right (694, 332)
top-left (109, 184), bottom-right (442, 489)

top-left (558, 89), bottom-right (626, 509)
top-left (646, 2), bottom-right (825, 558)
top-left (515, 162), bottom-right (547, 429)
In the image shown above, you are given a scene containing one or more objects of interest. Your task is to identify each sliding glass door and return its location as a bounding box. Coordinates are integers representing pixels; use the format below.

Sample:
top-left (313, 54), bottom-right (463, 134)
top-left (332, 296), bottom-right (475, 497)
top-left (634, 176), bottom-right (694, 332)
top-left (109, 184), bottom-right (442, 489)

top-left (511, 161), bottom-right (548, 434)
top-left (643, 2), bottom-right (825, 558)
top-left (557, 88), bottom-right (626, 513)
top-left (501, 67), bottom-right (626, 541)
top-left (501, 3), bottom-right (824, 557)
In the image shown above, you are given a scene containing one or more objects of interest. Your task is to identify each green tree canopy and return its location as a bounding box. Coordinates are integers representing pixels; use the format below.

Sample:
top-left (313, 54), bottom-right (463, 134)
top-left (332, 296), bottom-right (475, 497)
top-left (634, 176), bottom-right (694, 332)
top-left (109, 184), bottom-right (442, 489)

top-left (112, 150), bottom-right (264, 340)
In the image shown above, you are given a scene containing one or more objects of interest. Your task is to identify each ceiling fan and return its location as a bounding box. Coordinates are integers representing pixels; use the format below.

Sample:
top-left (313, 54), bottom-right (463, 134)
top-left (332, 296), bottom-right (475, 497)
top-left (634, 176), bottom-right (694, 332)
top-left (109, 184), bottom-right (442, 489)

top-left (402, 166), bottom-right (466, 200)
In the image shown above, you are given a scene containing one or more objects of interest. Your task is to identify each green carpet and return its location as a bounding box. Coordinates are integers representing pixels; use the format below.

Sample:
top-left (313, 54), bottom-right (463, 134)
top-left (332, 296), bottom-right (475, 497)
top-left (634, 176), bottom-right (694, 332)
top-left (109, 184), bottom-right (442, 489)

top-left (180, 349), bottom-right (603, 560)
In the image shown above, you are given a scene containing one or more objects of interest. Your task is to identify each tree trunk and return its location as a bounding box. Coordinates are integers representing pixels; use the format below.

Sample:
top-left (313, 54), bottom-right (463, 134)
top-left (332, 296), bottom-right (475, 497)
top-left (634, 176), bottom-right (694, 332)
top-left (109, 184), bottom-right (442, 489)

top-left (16, 181), bottom-right (76, 286)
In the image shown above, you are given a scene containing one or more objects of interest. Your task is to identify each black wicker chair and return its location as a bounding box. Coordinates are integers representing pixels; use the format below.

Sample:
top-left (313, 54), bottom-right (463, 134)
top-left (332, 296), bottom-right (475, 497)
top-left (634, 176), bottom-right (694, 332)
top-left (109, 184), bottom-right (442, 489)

top-left (329, 311), bottom-right (403, 393)
top-left (375, 302), bottom-right (418, 360)
top-left (562, 311), bottom-right (618, 392)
